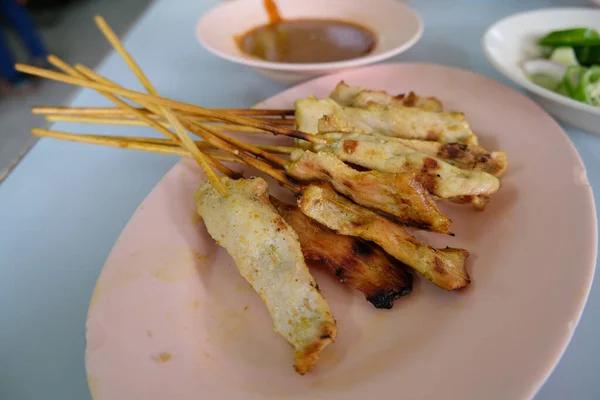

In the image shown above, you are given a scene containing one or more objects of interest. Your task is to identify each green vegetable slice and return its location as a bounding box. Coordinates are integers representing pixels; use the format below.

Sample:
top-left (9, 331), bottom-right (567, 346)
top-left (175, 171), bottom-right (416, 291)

top-left (581, 66), bottom-right (600, 106)
top-left (574, 45), bottom-right (600, 67)
top-left (562, 66), bottom-right (586, 99)
top-left (561, 66), bottom-right (600, 106)
top-left (539, 28), bottom-right (600, 47)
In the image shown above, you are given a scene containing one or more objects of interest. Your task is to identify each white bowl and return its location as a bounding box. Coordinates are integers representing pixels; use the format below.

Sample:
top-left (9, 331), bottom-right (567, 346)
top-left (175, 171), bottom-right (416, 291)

top-left (196, 0), bottom-right (423, 83)
top-left (483, 8), bottom-right (600, 134)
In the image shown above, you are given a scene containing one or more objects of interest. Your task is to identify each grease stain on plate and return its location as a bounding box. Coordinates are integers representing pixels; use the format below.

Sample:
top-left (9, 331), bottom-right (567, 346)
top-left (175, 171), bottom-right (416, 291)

top-left (88, 283), bottom-right (104, 308)
top-left (153, 352), bottom-right (172, 363)
top-left (191, 212), bottom-right (202, 226)
top-left (87, 376), bottom-right (101, 399)
top-left (151, 253), bottom-right (199, 282)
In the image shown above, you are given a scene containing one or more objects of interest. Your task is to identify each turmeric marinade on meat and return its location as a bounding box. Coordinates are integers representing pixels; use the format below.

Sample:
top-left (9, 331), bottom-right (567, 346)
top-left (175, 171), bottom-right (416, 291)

top-left (195, 176), bottom-right (337, 374)
top-left (285, 149), bottom-right (452, 233)
top-left (327, 82), bottom-right (508, 178)
top-left (271, 198), bottom-right (413, 309)
top-left (329, 81), bottom-right (444, 112)
top-left (295, 97), bottom-right (478, 144)
top-left (297, 183), bottom-right (470, 291)
top-left (312, 133), bottom-right (501, 210)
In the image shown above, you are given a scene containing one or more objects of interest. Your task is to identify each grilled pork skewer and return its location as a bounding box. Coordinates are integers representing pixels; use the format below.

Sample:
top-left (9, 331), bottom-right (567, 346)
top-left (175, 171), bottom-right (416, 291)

top-left (311, 133), bottom-right (500, 210)
top-left (20, 60), bottom-right (501, 210)
top-left (196, 177), bottom-right (337, 374)
top-left (382, 138), bottom-right (507, 177)
top-left (193, 122), bottom-right (451, 233)
top-left (285, 149), bottom-right (452, 233)
top-left (295, 97), bottom-right (477, 144)
top-left (298, 183), bottom-right (470, 290)
top-left (187, 124), bottom-right (470, 290)
top-left (38, 106), bottom-right (507, 178)
top-left (73, 18), bottom-right (340, 376)
top-left (32, 125), bottom-right (414, 309)
top-left (18, 29), bottom-right (471, 291)
top-left (272, 198), bottom-right (413, 309)
top-left (329, 81), bottom-right (444, 112)
top-left (316, 132), bottom-right (508, 177)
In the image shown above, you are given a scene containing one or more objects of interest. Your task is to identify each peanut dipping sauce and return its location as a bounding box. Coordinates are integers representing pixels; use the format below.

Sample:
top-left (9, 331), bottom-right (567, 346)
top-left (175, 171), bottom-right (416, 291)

top-left (235, 0), bottom-right (377, 64)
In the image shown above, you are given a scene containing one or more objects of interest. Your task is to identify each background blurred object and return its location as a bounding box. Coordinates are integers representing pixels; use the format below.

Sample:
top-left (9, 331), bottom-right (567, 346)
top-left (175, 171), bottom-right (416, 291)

top-left (0, 0), bottom-right (153, 181)
top-left (483, 8), bottom-right (600, 134)
top-left (0, 0), bottom-right (49, 95)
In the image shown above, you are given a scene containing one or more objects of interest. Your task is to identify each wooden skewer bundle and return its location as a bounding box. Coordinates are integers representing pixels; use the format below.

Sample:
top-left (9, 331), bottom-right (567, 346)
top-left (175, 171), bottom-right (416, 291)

top-left (16, 16), bottom-right (314, 192)
top-left (19, 15), bottom-right (477, 297)
top-left (16, 63), bottom-right (309, 141)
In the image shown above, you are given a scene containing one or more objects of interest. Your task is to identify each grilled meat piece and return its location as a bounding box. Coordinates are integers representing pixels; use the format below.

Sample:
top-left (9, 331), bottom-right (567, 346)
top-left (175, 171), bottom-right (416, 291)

top-left (297, 183), bottom-right (470, 290)
top-left (387, 138), bottom-right (507, 177)
top-left (295, 97), bottom-right (477, 144)
top-left (318, 132), bottom-right (507, 177)
top-left (272, 198), bottom-right (413, 309)
top-left (313, 133), bottom-right (500, 210)
top-left (286, 149), bottom-right (452, 233)
top-left (195, 177), bottom-right (337, 374)
top-left (329, 81), bottom-right (444, 112)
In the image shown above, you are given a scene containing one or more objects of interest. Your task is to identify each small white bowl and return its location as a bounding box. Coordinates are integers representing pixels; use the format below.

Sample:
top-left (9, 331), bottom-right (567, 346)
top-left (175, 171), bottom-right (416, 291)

top-left (483, 8), bottom-right (600, 134)
top-left (196, 0), bottom-right (423, 83)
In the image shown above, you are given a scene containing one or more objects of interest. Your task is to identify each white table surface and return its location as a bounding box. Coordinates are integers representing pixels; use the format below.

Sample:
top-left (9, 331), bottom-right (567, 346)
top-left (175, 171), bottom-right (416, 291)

top-left (1, 0), bottom-right (599, 398)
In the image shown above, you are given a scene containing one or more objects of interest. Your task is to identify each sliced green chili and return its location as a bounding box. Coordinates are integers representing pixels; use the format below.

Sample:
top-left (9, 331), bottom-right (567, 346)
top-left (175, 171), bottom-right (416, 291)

top-left (574, 46), bottom-right (600, 67)
top-left (539, 28), bottom-right (600, 47)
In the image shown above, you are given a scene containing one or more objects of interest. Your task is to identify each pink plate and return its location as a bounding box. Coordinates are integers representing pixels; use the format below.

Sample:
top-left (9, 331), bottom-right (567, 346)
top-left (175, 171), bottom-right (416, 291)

top-left (86, 63), bottom-right (597, 400)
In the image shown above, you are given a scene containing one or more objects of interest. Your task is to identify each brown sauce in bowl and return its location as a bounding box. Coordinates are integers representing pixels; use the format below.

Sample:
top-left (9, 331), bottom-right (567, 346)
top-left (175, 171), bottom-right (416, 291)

top-left (237, 18), bottom-right (377, 64)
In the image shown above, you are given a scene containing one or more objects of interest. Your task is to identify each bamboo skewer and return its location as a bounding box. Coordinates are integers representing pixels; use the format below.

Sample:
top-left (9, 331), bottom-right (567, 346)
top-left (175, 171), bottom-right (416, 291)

top-left (191, 121), bottom-right (288, 168)
top-left (66, 56), bottom-right (294, 170)
top-left (46, 55), bottom-right (237, 182)
top-left (38, 116), bottom-right (297, 154)
top-left (15, 63), bottom-right (319, 143)
top-left (71, 65), bottom-right (295, 166)
top-left (93, 16), bottom-right (230, 196)
top-left (68, 64), bottom-right (269, 185)
top-left (33, 121), bottom-right (298, 195)
top-left (47, 56), bottom-right (177, 143)
top-left (31, 126), bottom-right (298, 193)
top-left (46, 115), bottom-right (172, 128)
top-left (31, 128), bottom-right (244, 167)
top-left (31, 130), bottom-right (293, 155)
top-left (95, 15), bottom-right (157, 98)
top-left (72, 61), bottom-right (236, 191)
top-left (43, 114), bottom-right (286, 134)
top-left (92, 17), bottom-right (180, 133)
top-left (32, 107), bottom-right (296, 126)
top-left (164, 110), bottom-right (230, 196)
top-left (18, 18), bottom-right (319, 193)
top-left (190, 123), bottom-right (301, 192)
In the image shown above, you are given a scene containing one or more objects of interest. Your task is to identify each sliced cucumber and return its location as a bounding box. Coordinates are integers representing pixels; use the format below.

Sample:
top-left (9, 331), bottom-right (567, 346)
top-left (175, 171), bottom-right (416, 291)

top-left (550, 47), bottom-right (580, 67)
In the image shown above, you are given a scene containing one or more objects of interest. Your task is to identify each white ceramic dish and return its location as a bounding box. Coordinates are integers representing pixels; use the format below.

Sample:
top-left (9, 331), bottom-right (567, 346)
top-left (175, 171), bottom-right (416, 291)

top-left (195, 0), bottom-right (423, 83)
top-left (483, 8), bottom-right (600, 134)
